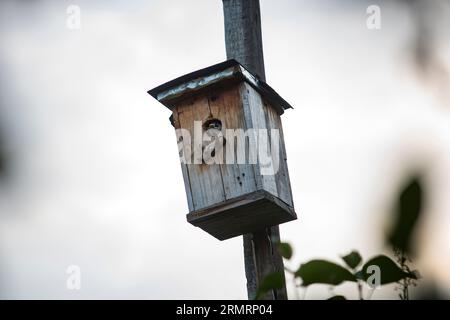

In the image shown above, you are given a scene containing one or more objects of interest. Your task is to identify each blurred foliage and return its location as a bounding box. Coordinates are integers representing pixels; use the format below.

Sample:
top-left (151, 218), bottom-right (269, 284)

top-left (387, 175), bottom-right (424, 255)
top-left (256, 245), bottom-right (418, 300)
top-left (359, 255), bottom-right (417, 285)
top-left (341, 250), bottom-right (362, 270)
top-left (277, 242), bottom-right (293, 260)
top-left (295, 260), bottom-right (356, 286)
top-left (402, 0), bottom-right (450, 104)
top-left (328, 295), bottom-right (346, 300)
top-left (255, 272), bottom-right (284, 300)
top-left (256, 171), bottom-right (427, 300)
top-left (393, 248), bottom-right (420, 300)
top-left (0, 127), bottom-right (6, 178)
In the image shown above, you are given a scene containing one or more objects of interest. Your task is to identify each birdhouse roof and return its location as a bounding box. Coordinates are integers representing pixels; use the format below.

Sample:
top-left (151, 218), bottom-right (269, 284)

top-left (148, 59), bottom-right (293, 115)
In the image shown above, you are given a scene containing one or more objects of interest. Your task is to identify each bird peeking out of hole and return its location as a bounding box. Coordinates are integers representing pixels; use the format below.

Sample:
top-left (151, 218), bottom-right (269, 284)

top-left (202, 118), bottom-right (226, 164)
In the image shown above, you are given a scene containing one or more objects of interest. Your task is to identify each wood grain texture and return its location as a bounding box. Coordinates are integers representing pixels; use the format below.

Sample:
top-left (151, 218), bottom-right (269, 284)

top-left (264, 101), bottom-right (294, 207)
top-left (172, 106), bottom-right (194, 211)
top-left (187, 190), bottom-right (296, 240)
top-left (176, 97), bottom-right (226, 210)
top-left (208, 87), bottom-right (258, 200)
top-left (243, 83), bottom-right (279, 198)
top-left (223, 0), bottom-right (266, 81)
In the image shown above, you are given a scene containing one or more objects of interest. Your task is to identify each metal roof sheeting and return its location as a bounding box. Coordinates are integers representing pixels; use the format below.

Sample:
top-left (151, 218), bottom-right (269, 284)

top-left (148, 59), bottom-right (293, 115)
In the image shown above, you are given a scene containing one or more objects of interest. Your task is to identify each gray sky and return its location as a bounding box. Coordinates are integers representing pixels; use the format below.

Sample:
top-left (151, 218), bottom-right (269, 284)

top-left (0, 0), bottom-right (449, 299)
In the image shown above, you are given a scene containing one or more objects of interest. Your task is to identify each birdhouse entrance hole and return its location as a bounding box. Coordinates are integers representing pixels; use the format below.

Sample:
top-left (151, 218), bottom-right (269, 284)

top-left (202, 118), bottom-right (225, 161)
top-left (203, 118), bottom-right (222, 131)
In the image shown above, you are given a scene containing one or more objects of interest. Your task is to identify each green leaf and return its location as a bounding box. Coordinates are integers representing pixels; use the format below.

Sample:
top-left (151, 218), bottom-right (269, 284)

top-left (341, 250), bottom-right (362, 269)
top-left (277, 242), bottom-right (293, 260)
top-left (295, 260), bottom-right (356, 286)
top-left (328, 295), bottom-right (347, 300)
top-left (388, 175), bottom-right (424, 254)
top-left (354, 270), bottom-right (364, 281)
top-left (255, 272), bottom-right (284, 300)
top-left (359, 255), bottom-right (417, 285)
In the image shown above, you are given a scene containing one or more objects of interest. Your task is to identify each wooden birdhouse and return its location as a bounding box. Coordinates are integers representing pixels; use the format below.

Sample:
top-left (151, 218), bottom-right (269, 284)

top-left (148, 60), bottom-right (297, 240)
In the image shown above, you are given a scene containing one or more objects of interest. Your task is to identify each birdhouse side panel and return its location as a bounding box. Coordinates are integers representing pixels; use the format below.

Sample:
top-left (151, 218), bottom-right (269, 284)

top-left (239, 82), bottom-right (294, 208)
top-left (263, 100), bottom-right (294, 207)
top-left (174, 97), bottom-right (226, 211)
top-left (240, 83), bottom-right (279, 197)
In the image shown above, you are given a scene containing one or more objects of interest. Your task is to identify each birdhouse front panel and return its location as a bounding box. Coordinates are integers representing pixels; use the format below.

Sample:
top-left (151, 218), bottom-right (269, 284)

top-left (171, 86), bottom-right (259, 211)
top-left (148, 60), bottom-right (297, 240)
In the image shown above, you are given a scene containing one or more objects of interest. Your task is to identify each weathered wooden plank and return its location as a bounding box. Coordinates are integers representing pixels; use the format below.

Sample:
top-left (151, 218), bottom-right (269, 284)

top-left (172, 106), bottom-right (194, 211)
top-left (239, 83), bottom-right (262, 192)
top-left (264, 101), bottom-right (294, 207)
top-left (223, 0), bottom-right (266, 81)
top-left (187, 190), bottom-right (296, 240)
top-left (176, 97), bottom-right (226, 210)
top-left (207, 87), bottom-right (258, 200)
top-left (241, 83), bottom-right (278, 198)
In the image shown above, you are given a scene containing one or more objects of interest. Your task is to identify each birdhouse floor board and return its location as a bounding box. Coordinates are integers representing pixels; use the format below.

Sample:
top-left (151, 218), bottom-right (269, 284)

top-left (186, 190), bottom-right (297, 240)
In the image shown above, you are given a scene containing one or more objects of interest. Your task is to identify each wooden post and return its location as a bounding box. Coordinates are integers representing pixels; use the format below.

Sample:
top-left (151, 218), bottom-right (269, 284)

top-left (222, 0), bottom-right (288, 300)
